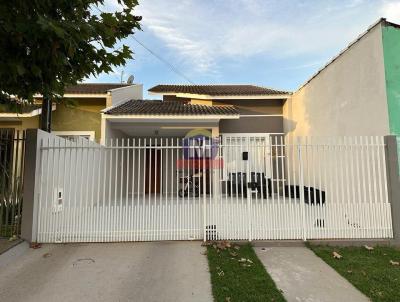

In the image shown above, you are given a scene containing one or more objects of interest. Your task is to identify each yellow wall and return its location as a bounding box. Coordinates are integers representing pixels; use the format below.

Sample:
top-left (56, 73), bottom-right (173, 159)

top-left (190, 99), bottom-right (213, 105)
top-left (51, 98), bottom-right (106, 142)
top-left (0, 98), bottom-right (106, 141)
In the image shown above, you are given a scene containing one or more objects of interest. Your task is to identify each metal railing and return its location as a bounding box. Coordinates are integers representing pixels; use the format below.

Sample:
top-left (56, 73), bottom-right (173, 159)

top-left (34, 133), bottom-right (392, 242)
top-left (0, 129), bottom-right (26, 238)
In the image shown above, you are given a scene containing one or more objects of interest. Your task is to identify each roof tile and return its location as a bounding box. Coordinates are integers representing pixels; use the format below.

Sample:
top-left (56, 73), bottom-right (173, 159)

top-left (104, 100), bottom-right (239, 116)
top-left (148, 84), bottom-right (289, 96)
top-left (64, 83), bottom-right (132, 94)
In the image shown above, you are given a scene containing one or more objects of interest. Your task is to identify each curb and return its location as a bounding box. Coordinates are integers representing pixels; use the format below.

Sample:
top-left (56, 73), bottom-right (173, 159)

top-left (251, 240), bottom-right (306, 247)
top-left (307, 239), bottom-right (393, 247)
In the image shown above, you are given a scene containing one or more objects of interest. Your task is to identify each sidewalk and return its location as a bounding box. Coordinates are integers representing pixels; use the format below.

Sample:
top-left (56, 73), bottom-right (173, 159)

top-left (255, 246), bottom-right (370, 302)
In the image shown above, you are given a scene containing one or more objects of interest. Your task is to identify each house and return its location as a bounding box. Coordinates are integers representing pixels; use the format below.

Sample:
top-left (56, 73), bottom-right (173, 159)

top-left (101, 84), bottom-right (289, 141)
top-left (13, 19), bottom-right (400, 243)
top-left (0, 83), bottom-right (143, 142)
top-left (101, 84), bottom-right (290, 196)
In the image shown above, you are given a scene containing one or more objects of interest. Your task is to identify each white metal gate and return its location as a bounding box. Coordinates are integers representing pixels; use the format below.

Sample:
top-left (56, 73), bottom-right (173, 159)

top-left (35, 134), bottom-right (393, 243)
top-left (209, 136), bottom-right (392, 240)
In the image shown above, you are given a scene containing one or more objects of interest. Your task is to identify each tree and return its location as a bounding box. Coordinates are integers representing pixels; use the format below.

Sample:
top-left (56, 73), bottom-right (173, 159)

top-left (0, 0), bottom-right (141, 131)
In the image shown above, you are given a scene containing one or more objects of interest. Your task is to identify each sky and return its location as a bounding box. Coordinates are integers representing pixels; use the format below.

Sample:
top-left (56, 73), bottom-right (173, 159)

top-left (88, 0), bottom-right (400, 98)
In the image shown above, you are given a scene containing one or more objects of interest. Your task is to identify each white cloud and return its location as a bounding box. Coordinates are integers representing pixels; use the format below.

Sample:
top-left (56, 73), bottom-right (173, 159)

top-left (134, 0), bottom-right (385, 73)
top-left (380, 1), bottom-right (400, 23)
top-left (100, 0), bottom-right (389, 76)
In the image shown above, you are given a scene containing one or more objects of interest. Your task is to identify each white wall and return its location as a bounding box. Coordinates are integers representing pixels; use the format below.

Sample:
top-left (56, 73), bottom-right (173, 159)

top-left (284, 22), bottom-right (390, 139)
top-left (110, 84), bottom-right (143, 107)
top-left (103, 119), bottom-right (127, 142)
top-left (37, 131), bottom-right (106, 206)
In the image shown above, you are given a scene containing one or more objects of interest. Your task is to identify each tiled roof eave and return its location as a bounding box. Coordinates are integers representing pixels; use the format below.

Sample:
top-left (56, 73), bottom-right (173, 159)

top-left (104, 99), bottom-right (239, 116)
top-left (104, 113), bottom-right (240, 116)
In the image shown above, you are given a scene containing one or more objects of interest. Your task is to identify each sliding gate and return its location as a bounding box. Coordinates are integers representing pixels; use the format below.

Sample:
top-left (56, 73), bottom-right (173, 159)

top-left (35, 134), bottom-right (393, 243)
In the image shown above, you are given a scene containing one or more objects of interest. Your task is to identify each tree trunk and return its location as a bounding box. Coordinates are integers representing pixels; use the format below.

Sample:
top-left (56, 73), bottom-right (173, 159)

top-left (40, 95), bottom-right (52, 132)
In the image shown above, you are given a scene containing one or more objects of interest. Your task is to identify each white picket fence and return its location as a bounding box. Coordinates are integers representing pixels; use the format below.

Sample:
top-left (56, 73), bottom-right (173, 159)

top-left (35, 134), bottom-right (393, 243)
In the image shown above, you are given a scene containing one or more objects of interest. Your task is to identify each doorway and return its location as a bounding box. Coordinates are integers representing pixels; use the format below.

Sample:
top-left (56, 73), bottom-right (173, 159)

top-left (145, 148), bottom-right (161, 193)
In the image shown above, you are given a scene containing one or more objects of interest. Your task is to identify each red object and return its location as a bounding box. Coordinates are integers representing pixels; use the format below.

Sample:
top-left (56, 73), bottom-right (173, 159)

top-left (30, 242), bottom-right (42, 249)
top-left (176, 159), bottom-right (223, 169)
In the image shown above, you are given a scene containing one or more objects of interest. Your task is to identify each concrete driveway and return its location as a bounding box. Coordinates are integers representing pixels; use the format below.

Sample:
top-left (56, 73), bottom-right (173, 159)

top-left (0, 241), bottom-right (213, 302)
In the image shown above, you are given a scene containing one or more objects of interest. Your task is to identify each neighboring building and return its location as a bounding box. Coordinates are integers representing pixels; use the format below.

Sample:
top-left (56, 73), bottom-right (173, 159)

top-left (151, 85), bottom-right (289, 134)
top-left (0, 103), bottom-right (54, 131)
top-left (283, 18), bottom-right (400, 140)
top-left (0, 83), bottom-right (143, 142)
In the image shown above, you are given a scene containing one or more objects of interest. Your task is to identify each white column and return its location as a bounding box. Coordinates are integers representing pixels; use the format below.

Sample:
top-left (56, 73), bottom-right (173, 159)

top-left (211, 126), bottom-right (220, 201)
top-left (100, 114), bottom-right (107, 145)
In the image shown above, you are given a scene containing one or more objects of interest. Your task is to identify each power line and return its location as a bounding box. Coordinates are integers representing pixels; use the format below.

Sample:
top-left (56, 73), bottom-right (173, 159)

top-left (132, 36), bottom-right (195, 84)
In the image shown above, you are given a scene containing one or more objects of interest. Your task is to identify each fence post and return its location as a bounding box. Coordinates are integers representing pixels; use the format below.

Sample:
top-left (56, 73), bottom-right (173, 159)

top-left (384, 136), bottom-right (400, 244)
top-left (297, 137), bottom-right (307, 241)
top-left (202, 142), bottom-right (206, 241)
top-left (21, 129), bottom-right (41, 243)
top-left (247, 137), bottom-right (252, 242)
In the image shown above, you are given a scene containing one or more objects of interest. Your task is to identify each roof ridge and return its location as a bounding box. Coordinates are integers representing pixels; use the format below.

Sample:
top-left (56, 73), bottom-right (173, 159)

top-left (148, 84), bottom-right (291, 96)
top-left (154, 83), bottom-right (257, 86)
top-left (73, 82), bottom-right (131, 85)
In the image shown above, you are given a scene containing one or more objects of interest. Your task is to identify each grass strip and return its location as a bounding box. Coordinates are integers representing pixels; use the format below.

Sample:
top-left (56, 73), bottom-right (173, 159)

top-left (308, 244), bottom-right (400, 302)
top-left (207, 243), bottom-right (286, 302)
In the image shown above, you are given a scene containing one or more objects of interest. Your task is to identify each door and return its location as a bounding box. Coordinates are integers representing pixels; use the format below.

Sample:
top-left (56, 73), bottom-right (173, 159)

top-left (145, 148), bottom-right (161, 193)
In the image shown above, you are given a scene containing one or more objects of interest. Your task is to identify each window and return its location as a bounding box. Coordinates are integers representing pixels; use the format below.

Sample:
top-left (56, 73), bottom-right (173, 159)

top-left (52, 131), bottom-right (95, 142)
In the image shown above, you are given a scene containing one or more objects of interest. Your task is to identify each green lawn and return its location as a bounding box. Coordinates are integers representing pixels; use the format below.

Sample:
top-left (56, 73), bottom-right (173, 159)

top-left (308, 244), bottom-right (400, 302)
top-left (206, 243), bottom-right (286, 302)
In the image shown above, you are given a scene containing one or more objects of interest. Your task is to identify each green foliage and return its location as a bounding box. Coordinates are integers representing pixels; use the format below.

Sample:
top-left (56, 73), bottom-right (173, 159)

top-left (207, 243), bottom-right (286, 302)
top-left (0, 0), bottom-right (141, 102)
top-left (309, 244), bottom-right (400, 302)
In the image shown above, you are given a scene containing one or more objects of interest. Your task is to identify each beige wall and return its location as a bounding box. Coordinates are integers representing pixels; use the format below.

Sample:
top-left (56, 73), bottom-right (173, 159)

top-left (163, 95), bottom-right (190, 103)
top-left (52, 98), bottom-right (106, 142)
top-left (220, 116), bottom-right (283, 133)
top-left (191, 99), bottom-right (213, 105)
top-left (215, 99), bottom-right (283, 115)
top-left (284, 23), bottom-right (390, 139)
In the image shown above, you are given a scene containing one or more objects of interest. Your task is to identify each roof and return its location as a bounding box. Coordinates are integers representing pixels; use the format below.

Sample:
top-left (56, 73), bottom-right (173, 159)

top-left (104, 100), bottom-right (239, 116)
top-left (148, 84), bottom-right (290, 96)
top-left (64, 83), bottom-right (132, 94)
